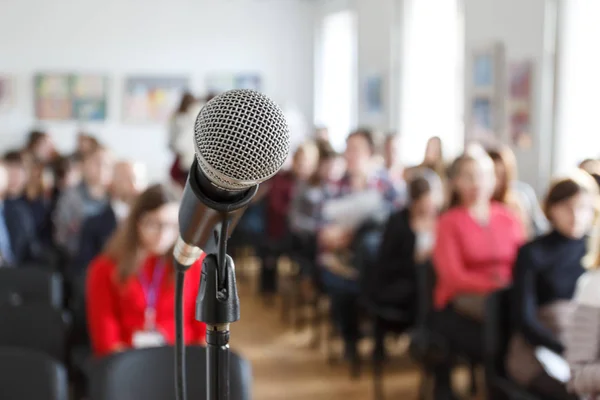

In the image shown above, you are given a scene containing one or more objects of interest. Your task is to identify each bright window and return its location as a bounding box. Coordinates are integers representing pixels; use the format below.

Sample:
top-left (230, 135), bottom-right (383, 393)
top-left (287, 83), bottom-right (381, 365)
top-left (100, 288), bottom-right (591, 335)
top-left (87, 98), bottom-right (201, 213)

top-left (399, 0), bottom-right (464, 165)
top-left (315, 10), bottom-right (357, 151)
top-left (555, 0), bottom-right (600, 173)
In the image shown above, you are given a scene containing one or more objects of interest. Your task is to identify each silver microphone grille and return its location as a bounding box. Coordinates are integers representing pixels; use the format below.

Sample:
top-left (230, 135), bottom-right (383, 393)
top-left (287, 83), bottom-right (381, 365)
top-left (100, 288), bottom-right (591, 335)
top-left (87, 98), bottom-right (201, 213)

top-left (194, 89), bottom-right (291, 191)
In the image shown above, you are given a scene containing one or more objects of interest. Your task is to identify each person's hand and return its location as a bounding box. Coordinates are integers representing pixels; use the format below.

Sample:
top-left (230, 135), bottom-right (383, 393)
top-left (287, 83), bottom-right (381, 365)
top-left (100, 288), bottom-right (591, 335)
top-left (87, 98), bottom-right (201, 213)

top-left (319, 225), bottom-right (352, 250)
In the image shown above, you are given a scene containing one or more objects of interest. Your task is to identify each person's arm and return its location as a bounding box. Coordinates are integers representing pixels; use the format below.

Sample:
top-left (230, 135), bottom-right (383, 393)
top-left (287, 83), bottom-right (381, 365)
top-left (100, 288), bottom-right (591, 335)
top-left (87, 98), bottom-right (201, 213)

top-left (433, 215), bottom-right (500, 294)
top-left (186, 256), bottom-right (207, 345)
top-left (86, 256), bottom-right (126, 356)
top-left (566, 272), bottom-right (600, 396)
top-left (512, 248), bottom-right (564, 353)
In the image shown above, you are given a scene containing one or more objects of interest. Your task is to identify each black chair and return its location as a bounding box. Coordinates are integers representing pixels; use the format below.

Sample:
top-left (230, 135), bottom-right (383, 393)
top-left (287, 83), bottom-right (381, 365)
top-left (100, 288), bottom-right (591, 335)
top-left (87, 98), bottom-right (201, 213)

top-left (0, 303), bottom-right (68, 363)
top-left (408, 261), bottom-right (478, 400)
top-left (0, 268), bottom-right (63, 309)
top-left (484, 288), bottom-right (539, 400)
top-left (88, 346), bottom-right (252, 400)
top-left (0, 347), bottom-right (68, 400)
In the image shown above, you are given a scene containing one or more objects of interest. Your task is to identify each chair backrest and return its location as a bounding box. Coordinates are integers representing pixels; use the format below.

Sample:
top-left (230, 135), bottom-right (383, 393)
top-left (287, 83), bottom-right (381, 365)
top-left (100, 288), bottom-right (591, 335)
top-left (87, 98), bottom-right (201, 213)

top-left (0, 268), bottom-right (63, 309)
top-left (484, 287), bottom-right (512, 380)
top-left (0, 304), bottom-right (68, 363)
top-left (0, 347), bottom-right (68, 400)
top-left (89, 346), bottom-right (252, 400)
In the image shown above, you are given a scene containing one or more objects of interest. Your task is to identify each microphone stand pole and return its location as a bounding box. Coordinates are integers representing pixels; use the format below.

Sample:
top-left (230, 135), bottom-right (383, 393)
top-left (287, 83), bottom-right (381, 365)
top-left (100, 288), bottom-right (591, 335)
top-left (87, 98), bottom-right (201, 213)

top-left (196, 217), bottom-right (239, 400)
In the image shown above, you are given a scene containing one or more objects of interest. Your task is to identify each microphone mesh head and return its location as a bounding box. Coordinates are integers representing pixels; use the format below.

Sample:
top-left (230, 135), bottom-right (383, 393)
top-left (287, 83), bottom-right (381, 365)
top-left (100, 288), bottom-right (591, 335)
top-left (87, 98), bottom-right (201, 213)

top-left (194, 89), bottom-right (291, 191)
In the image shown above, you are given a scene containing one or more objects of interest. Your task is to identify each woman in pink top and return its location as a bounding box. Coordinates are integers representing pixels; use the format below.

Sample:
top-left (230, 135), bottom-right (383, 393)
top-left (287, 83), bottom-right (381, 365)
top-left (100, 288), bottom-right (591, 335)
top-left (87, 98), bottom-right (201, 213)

top-left (430, 150), bottom-right (525, 400)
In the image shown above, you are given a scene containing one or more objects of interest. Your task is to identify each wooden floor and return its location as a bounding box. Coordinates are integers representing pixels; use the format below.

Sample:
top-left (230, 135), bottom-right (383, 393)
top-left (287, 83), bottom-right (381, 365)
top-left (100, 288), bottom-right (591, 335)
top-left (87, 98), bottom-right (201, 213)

top-left (230, 260), bottom-right (424, 400)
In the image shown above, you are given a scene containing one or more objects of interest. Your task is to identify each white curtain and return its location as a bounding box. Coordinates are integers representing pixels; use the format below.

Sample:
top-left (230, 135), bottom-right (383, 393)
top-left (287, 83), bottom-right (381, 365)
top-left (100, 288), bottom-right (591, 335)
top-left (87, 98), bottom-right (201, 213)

top-left (399, 0), bottom-right (463, 165)
top-left (315, 10), bottom-right (357, 151)
top-left (555, 0), bottom-right (600, 173)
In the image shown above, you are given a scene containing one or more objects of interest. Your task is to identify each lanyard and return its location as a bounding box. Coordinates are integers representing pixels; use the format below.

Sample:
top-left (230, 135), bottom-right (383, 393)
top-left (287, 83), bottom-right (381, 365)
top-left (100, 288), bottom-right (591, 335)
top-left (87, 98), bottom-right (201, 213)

top-left (138, 260), bottom-right (166, 330)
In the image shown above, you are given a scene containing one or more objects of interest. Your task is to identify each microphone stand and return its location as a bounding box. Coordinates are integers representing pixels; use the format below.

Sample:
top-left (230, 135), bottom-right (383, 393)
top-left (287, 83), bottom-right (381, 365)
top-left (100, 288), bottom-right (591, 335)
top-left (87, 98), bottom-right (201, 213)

top-left (196, 217), bottom-right (239, 400)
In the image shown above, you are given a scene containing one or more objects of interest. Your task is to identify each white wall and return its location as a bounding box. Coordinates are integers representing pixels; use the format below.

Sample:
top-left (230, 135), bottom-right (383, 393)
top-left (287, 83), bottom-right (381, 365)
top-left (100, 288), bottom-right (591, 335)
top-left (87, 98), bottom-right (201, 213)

top-left (347, 0), bottom-right (551, 190)
top-left (0, 0), bottom-right (315, 180)
top-left (464, 0), bottom-right (551, 191)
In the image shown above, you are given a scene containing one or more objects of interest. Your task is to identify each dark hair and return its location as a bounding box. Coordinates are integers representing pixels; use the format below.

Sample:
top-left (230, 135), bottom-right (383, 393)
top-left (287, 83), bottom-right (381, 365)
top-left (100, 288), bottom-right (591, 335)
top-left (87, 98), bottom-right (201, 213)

top-left (447, 154), bottom-right (478, 208)
top-left (543, 171), bottom-right (598, 221)
top-left (3, 151), bottom-right (24, 165)
top-left (409, 176), bottom-right (431, 202)
top-left (104, 184), bottom-right (180, 282)
top-left (52, 154), bottom-right (79, 182)
top-left (205, 92), bottom-right (217, 103)
top-left (487, 147), bottom-right (517, 203)
top-left (176, 92), bottom-right (196, 114)
top-left (347, 128), bottom-right (376, 155)
top-left (26, 130), bottom-right (47, 150)
top-left (308, 148), bottom-right (340, 187)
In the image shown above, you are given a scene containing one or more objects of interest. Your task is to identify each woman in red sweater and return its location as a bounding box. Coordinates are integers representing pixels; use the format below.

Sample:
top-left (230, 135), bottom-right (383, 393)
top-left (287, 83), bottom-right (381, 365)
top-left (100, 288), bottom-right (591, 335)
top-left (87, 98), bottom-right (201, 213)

top-left (431, 150), bottom-right (525, 399)
top-left (86, 184), bottom-right (206, 357)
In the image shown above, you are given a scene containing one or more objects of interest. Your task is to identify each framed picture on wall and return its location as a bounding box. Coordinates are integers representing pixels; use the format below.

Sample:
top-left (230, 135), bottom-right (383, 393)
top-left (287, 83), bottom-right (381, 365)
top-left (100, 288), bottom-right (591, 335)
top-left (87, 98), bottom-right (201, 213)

top-left (71, 75), bottom-right (108, 121)
top-left (34, 73), bottom-right (108, 121)
top-left (0, 76), bottom-right (16, 112)
top-left (122, 76), bottom-right (190, 124)
top-left (466, 43), bottom-right (507, 147)
top-left (508, 60), bottom-right (533, 149)
top-left (35, 74), bottom-right (72, 120)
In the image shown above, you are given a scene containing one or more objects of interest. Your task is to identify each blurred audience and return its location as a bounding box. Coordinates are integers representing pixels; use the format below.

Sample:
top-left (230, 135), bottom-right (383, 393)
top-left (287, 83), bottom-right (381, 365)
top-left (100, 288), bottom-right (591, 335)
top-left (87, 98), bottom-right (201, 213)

top-left (507, 171), bottom-right (598, 400)
top-left (23, 130), bottom-right (57, 165)
top-left (74, 161), bottom-right (147, 278)
top-left (0, 162), bottom-right (41, 266)
top-left (86, 184), bottom-right (206, 357)
top-left (430, 150), bottom-right (525, 399)
top-left (76, 133), bottom-right (100, 157)
top-left (260, 141), bottom-right (320, 296)
top-left (318, 128), bottom-right (404, 363)
top-left (3, 151), bottom-right (28, 201)
top-left (487, 147), bottom-right (530, 234)
top-left (54, 145), bottom-right (114, 257)
top-left (363, 168), bottom-right (444, 359)
top-left (22, 158), bottom-right (53, 243)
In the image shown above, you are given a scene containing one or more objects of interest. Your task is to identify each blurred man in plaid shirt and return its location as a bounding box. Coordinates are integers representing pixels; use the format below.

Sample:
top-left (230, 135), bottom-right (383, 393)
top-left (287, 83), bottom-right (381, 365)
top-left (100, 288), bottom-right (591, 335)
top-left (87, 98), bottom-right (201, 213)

top-left (317, 128), bottom-right (406, 366)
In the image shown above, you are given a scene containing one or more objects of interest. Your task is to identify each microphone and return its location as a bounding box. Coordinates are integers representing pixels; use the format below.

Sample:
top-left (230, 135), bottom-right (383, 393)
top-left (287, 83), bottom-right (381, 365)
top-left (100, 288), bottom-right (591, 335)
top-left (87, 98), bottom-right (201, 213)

top-left (173, 89), bottom-right (290, 266)
top-left (172, 89), bottom-right (289, 400)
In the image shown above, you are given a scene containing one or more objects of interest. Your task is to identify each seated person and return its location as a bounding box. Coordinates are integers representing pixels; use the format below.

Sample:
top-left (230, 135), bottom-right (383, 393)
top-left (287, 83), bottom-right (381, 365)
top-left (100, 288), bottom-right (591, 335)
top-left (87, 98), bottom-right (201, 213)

top-left (22, 159), bottom-right (53, 245)
top-left (0, 162), bottom-right (41, 266)
top-left (318, 129), bottom-right (403, 363)
top-left (365, 169), bottom-right (443, 309)
top-left (507, 171), bottom-right (597, 400)
top-left (3, 151), bottom-right (28, 203)
top-left (86, 184), bottom-right (206, 357)
top-left (74, 160), bottom-right (146, 277)
top-left (430, 151), bottom-right (524, 399)
top-left (54, 145), bottom-right (113, 258)
top-left (566, 238), bottom-right (600, 398)
top-left (363, 169), bottom-right (443, 359)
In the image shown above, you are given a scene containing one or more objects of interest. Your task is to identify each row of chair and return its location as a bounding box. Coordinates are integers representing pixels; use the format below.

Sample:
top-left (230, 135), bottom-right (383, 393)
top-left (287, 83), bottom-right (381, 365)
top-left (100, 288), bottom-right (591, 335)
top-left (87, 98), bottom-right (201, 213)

top-left (0, 265), bottom-right (254, 400)
top-left (0, 345), bottom-right (252, 400)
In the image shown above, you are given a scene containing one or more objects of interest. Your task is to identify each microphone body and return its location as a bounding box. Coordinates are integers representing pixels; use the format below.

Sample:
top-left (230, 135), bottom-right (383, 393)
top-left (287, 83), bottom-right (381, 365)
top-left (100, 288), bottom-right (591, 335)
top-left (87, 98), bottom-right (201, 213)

top-left (174, 158), bottom-right (257, 267)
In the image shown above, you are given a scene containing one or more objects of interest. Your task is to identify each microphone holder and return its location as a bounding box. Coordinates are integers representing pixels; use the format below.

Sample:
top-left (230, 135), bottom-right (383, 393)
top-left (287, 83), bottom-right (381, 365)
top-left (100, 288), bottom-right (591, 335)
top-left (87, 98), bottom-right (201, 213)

top-left (196, 218), bottom-right (239, 400)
